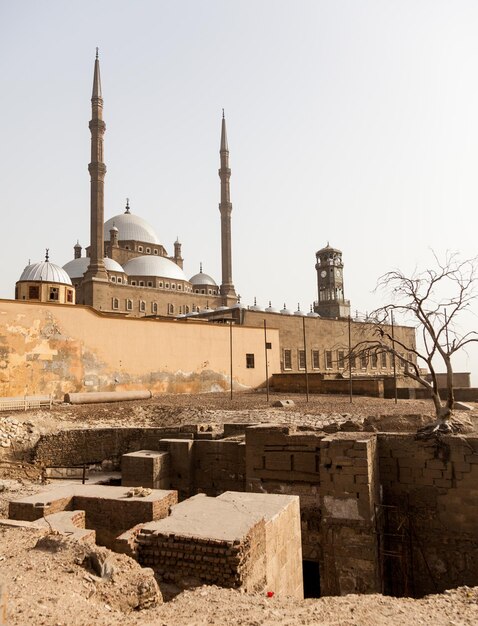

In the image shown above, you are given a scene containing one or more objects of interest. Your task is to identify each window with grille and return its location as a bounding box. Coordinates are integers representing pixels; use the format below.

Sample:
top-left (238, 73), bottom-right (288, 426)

top-left (283, 349), bottom-right (292, 370)
top-left (337, 350), bottom-right (345, 369)
top-left (246, 353), bottom-right (255, 369)
top-left (312, 350), bottom-right (320, 369)
top-left (325, 350), bottom-right (333, 369)
top-left (298, 350), bottom-right (306, 370)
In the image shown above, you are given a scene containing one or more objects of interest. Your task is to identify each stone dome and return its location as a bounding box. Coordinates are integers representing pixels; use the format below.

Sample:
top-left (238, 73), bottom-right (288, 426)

top-left (19, 261), bottom-right (72, 285)
top-left (123, 255), bottom-right (187, 281)
top-left (63, 257), bottom-right (125, 280)
top-left (189, 268), bottom-right (217, 287)
top-left (104, 212), bottom-right (159, 244)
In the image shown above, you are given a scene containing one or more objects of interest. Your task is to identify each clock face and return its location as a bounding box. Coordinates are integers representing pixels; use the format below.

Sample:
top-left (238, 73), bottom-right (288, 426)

top-left (336, 269), bottom-right (342, 278)
top-left (320, 270), bottom-right (327, 278)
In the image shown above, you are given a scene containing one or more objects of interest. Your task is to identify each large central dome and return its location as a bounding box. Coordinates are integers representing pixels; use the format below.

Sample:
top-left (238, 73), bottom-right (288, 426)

top-left (104, 210), bottom-right (159, 244)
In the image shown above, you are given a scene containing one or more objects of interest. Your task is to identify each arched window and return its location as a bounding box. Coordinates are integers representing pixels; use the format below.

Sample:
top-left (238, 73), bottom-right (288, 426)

top-left (112, 298), bottom-right (119, 310)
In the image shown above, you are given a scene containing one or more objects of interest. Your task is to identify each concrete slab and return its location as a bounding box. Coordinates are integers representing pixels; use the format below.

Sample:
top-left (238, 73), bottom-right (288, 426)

top-left (218, 491), bottom-right (298, 522)
top-left (141, 493), bottom-right (262, 541)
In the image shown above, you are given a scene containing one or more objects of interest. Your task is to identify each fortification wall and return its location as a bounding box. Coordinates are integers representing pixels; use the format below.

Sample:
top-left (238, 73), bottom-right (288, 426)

top-left (0, 299), bottom-right (280, 397)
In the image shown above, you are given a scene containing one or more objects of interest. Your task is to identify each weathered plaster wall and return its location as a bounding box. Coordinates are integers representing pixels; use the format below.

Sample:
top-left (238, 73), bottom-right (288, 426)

top-left (0, 299), bottom-right (279, 397)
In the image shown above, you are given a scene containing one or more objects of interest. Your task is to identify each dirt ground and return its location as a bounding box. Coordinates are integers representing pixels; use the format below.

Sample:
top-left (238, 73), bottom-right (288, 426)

top-left (1, 391), bottom-right (477, 625)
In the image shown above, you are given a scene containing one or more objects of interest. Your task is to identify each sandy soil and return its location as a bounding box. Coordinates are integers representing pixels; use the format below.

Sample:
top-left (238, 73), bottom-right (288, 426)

top-left (0, 391), bottom-right (477, 625)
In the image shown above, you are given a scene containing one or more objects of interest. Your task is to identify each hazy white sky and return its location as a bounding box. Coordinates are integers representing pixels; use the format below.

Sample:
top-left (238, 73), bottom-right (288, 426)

top-left (1, 0), bottom-right (477, 381)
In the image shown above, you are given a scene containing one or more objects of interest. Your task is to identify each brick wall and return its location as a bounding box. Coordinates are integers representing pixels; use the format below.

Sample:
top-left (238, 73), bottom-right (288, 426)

top-left (137, 520), bottom-right (266, 591)
top-left (378, 433), bottom-right (478, 596)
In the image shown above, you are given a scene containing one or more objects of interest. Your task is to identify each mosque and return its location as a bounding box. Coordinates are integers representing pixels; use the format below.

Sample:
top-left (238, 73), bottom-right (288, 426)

top-left (15, 51), bottom-right (238, 318)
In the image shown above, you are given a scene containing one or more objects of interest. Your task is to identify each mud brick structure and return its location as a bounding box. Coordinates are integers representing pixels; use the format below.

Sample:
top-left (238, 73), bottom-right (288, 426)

top-left (31, 425), bottom-right (478, 597)
top-left (136, 492), bottom-right (303, 598)
top-left (122, 450), bottom-right (171, 490)
top-left (8, 485), bottom-right (177, 549)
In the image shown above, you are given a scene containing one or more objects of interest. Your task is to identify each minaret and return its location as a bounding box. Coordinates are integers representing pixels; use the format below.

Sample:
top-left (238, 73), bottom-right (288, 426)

top-left (84, 49), bottom-right (108, 282)
top-left (173, 237), bottom-right (183, 269)
top-left (218, 110), bottom-right (236, 298)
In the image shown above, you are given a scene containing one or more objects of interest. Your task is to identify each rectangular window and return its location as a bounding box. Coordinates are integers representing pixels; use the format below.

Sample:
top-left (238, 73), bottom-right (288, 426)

top-left (49, 287), bottom-right (59, 301)
top-left (246, 353), bottom-right (255, 369)
top-left (350, 354), bottom-right (356, 369)
top-left (140, 301), bottom-right (146, 312)
top-left (312, 350), bottom-right (320, 370)
top-left (147, 281), bottom-right (153, 287)
top-left (360, 353), bottom-right (367, 369)
top-left (298, 349), bottom-right (306, 370)
top-left (66, 290), bottom-right (74, 303)
top-left (265, 342), bottom-right (272, 350)
top-left (325, 350), bottom-right (333, 369)
top-left (28, 286), bottom-right (39, 300)
top-left (283, 349), bottom-right (292, 370)
top-left (337, 350), bottom-right (345, 369)
top-left (381, 351), bottom-right (387, 368)
top-left (371, 352), bottom-right (378, 369)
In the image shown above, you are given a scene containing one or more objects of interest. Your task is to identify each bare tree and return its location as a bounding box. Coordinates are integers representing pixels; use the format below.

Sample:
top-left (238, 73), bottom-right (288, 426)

top-left (350, 252), bottom-right (478, 434)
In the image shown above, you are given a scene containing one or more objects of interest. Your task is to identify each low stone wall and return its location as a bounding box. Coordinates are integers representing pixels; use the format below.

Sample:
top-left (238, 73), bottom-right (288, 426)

top-left (270, 373), bottom-right (384, 397)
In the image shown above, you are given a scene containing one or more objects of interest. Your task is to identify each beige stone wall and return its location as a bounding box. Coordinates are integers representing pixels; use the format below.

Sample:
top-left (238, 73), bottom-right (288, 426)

top-left (241, 310), bottom-right (416, 376)
top-left (77, 277), bottom-right (224, 316)
top-left (16, 281), bottom-right (75, 305)
top-left (0, 299), bottom-right (280, 398)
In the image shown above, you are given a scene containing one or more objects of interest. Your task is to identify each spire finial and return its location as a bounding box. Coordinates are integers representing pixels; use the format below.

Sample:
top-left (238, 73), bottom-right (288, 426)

top-left (254, 297), bottom-right (257, 306)
top-left (96, 47), bottom-right (99, 59)
top-left (200, 262), bottom-right (203, 273)
top-left (222, 108), bottom-right (225, 119)
top-left (45, 248), bottom-right (49, 262)
top-left (125, 198), bottom-right (130, 214)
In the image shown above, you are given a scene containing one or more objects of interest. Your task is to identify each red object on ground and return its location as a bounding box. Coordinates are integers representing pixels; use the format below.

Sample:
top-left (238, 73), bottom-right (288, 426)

top-left (267, 591), bottom-right (274, 598)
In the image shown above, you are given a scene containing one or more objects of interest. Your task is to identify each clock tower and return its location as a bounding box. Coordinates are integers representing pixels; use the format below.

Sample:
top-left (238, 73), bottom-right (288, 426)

top-left (314, 244), bottom-right (351, 318)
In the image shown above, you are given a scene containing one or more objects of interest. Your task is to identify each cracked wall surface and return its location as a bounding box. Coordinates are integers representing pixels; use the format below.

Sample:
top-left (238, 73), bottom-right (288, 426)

top-left (0, 300), bottom-right (279, 397)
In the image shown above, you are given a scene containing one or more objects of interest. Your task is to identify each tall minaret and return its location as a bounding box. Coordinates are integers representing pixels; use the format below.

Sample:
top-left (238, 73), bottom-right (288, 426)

top-left (84, 49), bottom-right (108, 281)
top-left (219, 110), bottom-right (236, 298)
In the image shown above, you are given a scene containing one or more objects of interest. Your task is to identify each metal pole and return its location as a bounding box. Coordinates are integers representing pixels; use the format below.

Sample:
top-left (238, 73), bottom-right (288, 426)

top-left (263, 319), bottom-right (270, 402)
top-left (348, 314), bottom-right (353, 404)
top-left (229, 320), bottom-right (233, 401)
top-left (302, 316), bottom-right (309, 402)
top-left (391, 311), bottom-right (397, 404)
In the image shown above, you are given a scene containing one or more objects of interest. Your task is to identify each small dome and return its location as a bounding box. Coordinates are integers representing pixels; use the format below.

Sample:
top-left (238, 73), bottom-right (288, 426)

top-left (19, 261), bottom-right (72, 286)
top-left (280, 303), bottom-right (291, 315)
top-left (307, 306), bottom-right (320, 318)
top-left (189, 265), bottom-right (217, 287)
top-left (110, 225), bottom-right (119, 232)
top-left (63, 257), bottom-right (125, 279)
top-left (249, 297), bottom-right (263, 312)
top-left (104, 212), bottom-right (159, 244)
top-left (265, 301), bottom-right (278, 313)
top-left (294, 303), bottom-right (304, 316)
top-left (123, 255), bottom-right (187, 281)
